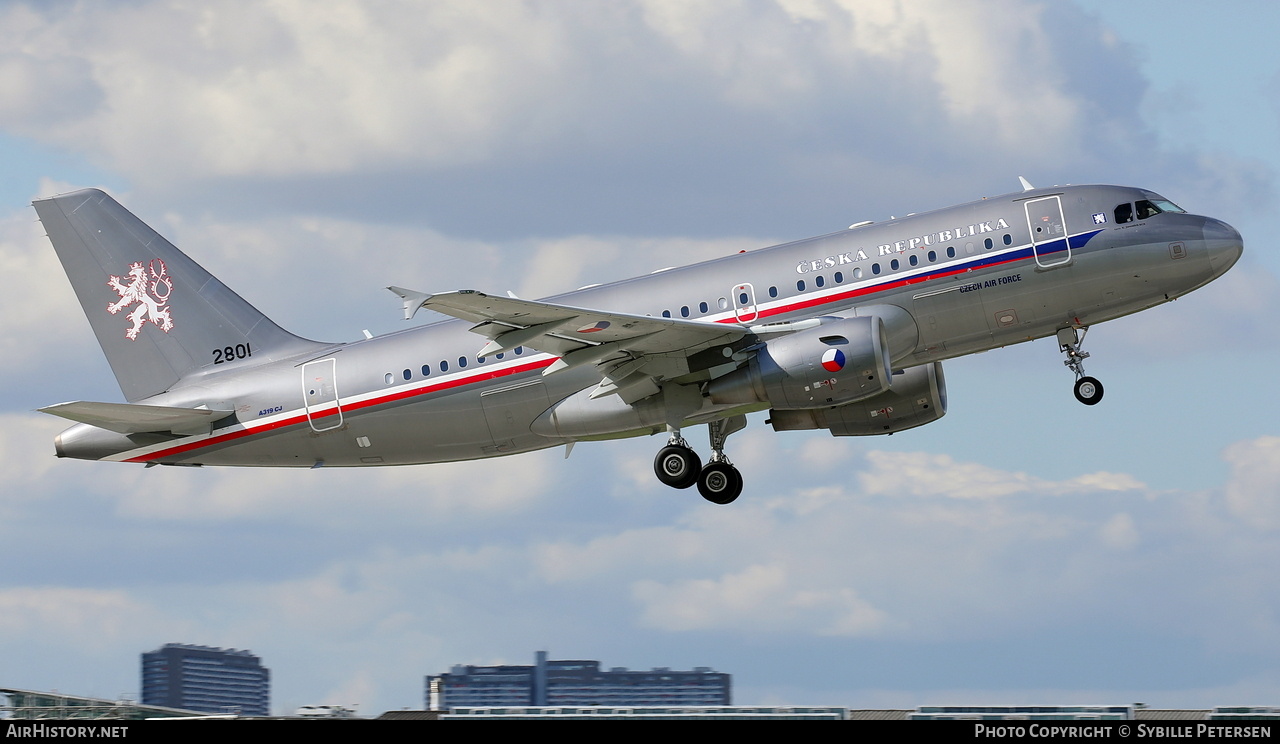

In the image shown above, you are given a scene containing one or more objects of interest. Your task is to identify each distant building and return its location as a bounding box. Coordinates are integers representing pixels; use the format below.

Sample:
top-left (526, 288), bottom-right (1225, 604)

top-left (140, 643), bottom-right (270, 716)
top-left (426, 651), bottom-right (730, 710)
top-left (443, 706), bottom-right (842, 720)
top-left (910, 705), bottom-right (1133, 720)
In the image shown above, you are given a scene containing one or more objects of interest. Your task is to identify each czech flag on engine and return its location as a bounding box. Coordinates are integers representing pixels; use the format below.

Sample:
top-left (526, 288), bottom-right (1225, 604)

top-left (821, 348), bottom-right (846, 372)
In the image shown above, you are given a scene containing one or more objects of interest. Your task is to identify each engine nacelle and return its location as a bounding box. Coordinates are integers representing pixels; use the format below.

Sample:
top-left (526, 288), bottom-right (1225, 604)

top-left (708, 316), bottom-right (892, 409)
top-left (768, 362), bottom-right (947, 436)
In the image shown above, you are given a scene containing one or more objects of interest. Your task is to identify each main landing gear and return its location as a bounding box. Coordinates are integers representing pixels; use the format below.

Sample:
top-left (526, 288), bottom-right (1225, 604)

top-left (653, 416), bottom-right (746, 504)
top-left (1058, 326), bottom-right (1104, 406)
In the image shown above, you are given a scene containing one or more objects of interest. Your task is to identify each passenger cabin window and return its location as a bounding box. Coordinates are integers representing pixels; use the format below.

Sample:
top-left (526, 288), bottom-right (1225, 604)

top-left (768, 287), bottom-right (778, 298)
top-left (797, 280), bottom-right (806, 291)
top-left (834, 271), bottom-right (843, 283)
top-left (700, 301), bottom-right (709, 313)
top-left (815, 275), bottom-right (825, 288)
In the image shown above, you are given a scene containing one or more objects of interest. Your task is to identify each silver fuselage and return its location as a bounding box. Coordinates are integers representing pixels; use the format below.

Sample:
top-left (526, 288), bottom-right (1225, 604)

top-left (54, 184), bottom-right (1242, 466)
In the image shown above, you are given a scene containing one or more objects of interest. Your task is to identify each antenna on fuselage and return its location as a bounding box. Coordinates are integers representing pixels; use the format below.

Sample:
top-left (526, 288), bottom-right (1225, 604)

top-left (1019, 176), bottom-right (1035, 192)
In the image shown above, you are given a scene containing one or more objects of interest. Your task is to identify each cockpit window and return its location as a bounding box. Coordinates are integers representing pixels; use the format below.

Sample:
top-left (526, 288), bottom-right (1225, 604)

top-left (1116, 198), bottom-right (1184, 224)
top-left (1136, 198), bottom-right (1185, 220)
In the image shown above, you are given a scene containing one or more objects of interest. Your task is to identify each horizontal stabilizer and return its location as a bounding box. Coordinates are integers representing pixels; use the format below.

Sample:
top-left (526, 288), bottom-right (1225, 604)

top-left (39, 401), bottom-right (234, 436)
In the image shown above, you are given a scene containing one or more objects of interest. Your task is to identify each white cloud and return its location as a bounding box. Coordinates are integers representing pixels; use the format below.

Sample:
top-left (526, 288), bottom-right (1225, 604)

top-left (0, 0), bottom-right (1141, 187)
top-left (1099, 511), bottom-right (1139, 549)
top-left (0, 414), bottom-right (72, 500)
top-left (105, 449), bottom-right (557, 525)
top-left (857, 450), bottom-right (1146, 499)
top-left (1222, 435), bottom-right (1280, 530)
top-left (0, 205), bottom-right (97, 374)
top-left (0, 587), bottom-right (150, 644)
top-left (633, 563), bottom-right (889, 636)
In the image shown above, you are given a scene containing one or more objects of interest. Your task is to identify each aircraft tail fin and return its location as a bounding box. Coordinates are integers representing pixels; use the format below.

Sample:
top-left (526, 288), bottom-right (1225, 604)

top-left (34, 188), bottom-right (325, 402)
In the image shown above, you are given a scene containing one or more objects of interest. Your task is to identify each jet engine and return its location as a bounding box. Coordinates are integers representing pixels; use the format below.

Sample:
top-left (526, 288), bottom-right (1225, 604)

top-left (707, 316), bottom-right (893, 409)
top-left (767, 362), bottom-right (947, 436)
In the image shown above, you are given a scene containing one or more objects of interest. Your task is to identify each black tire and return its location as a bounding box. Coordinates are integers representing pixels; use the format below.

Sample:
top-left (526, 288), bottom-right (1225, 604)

top-left (697, 462), bottom-right (743, 504)
top-left (654, 445), bottom-right (701, 489)
top-left (1074, 376), bottom-right (1104, 405)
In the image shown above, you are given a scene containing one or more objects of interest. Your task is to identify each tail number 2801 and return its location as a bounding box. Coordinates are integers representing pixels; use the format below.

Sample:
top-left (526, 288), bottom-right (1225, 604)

top-left (212, 343), bottom-right (252, 364)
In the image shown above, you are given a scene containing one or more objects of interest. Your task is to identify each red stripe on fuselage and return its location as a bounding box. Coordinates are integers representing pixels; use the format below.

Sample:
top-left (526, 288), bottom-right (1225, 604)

top-left (124, 358), bottom-right (554, 463)
top-left (126, 247), bottom-right (1036, 463)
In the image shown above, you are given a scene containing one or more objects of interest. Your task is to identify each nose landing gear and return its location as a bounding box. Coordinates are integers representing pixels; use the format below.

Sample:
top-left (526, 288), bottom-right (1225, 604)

top-left (652, 415), bottom-right (746, 504)
top-left (1058, 326), bottom-right (1104, 405)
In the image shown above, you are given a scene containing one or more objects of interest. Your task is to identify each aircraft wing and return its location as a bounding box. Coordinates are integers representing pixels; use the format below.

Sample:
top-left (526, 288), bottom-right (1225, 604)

top-left (388, 288), bottom-right (747, 398)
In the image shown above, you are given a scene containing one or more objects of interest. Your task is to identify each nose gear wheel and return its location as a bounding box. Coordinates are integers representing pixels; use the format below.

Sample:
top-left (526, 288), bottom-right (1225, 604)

top-left (1058, 326), bottom-right (1104, 406)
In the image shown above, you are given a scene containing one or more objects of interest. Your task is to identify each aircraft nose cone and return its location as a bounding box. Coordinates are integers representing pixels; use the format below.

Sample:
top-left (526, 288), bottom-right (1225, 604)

top-left (1204, 218), bottom-right (1243, 277)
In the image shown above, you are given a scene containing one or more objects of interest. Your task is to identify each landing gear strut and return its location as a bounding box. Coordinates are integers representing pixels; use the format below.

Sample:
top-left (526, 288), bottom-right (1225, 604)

top-left (1058, 326), bottom-right (1104, 406)
top-left (698, 416), bottom-right (746, 504)
top-left (651, 416), bottom-right (746, 504)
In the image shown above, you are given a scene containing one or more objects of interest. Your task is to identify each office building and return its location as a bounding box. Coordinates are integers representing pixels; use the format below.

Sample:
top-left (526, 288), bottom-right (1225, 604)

top-left (426, 651), bottom-right (730, 710)
top-left (140, 643), bottom-right (270, 716)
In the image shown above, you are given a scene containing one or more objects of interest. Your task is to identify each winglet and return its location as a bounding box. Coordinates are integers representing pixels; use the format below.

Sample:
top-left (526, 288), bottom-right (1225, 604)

top-left (387, 286), bottom-right (433, 321)
top-left (1018, 176), bottom-right (1035, 192)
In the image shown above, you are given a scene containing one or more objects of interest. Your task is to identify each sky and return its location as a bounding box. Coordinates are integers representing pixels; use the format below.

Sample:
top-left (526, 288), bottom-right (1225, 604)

top-left (0, 0), bottom-right (1277, 715)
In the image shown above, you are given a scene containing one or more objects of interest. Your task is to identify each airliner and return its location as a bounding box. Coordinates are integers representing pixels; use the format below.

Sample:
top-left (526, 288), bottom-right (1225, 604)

top-left (34, 181), bottom-right (1242, 504)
